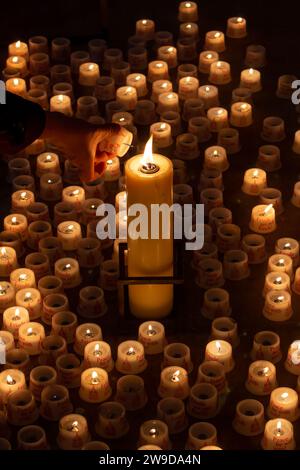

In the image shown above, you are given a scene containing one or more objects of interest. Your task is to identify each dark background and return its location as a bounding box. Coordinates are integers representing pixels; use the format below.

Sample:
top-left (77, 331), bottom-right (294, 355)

top-left (1, 0), bottom-right (300, 73)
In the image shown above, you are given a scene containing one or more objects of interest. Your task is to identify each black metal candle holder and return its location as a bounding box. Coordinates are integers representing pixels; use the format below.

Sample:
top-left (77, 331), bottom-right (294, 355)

top-left (118, 241), bottom-right (185, 317)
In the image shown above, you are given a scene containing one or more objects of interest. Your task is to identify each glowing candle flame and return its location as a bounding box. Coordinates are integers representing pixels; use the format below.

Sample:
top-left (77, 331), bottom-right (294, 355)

top-left (205, 86), bottom-right (210, 92)
top-left (167, 47), bottom-right (174, 53)
top-left (94, 343), bottom-right (101, 355)
top-left (19, 273), bottom-right (28, 281)
top-left (161, 82), bottom-right (168, 89)
top-left (24, 292), bottom-right (32, 301)
top-left (275, 420), bottom-right (283, 436)
top-left (159, 123), bottom-right (167, 130)
top-left (284, 243), bottom-right (291, 249)
top-left (135, 75), bottom-right (141, 81)
top-left (64, 263), bottom-right (72, 270)
top-left (206, 53), bottom-right (213, 59)
top-left (71, 189), bottom-right (80, 196)
top-left (15, 40), bottom-right (21, 48)
top-left (71, 420), bottom-right (79, 432)
top-left (263, 204), bottom-right (273, 215)
top-left (125, 86), bottom-right (133, 95)
top-left (239, 103), bottom-right (248, 112)
top-left (185, 2), bottom-right (192, 7)
top-left (212, 150), bottom-right (219, 157)
top-left (45, 154), bottom-right (52, 162)
top-left (171, 370), bottom-right (181, 382)
top-left (119, 117), bottom-right (125, 122)
top-left (261, 367), bottom-right (269, 375)
top-left (249, 68), bottom-right (254, 75)
top-left (127, 346), bottom-right (136, 355)
top-left (236, 17), bottom-right (243, 23)
top-left (275, 295), bottom-right (285, 302)
top-left (214, 32), bottom-right (221, 38)
top-left (216, 341), bottom-right (221, 352)
top-left (216, 61), bottom-right (222, 68)
top-left (11, 216), bottom-right (18, 224)
top-left (142, 19), bottom-right (148, 25)
top-left (107, 159), bottom-right (113, 165)
top-left (149, 428), bottom-right (157, 437)
top-left (12, 56), bottom-right (19, 63)
top-left (156, 62), bottom-right (163, 68)
top-left (281, 392), bottom-right (289, 400)
top-left (277, 258), bottom-right (285, 266)
top-left (20, 191), bottom-right (27, 199)
top-left (6, 374), bottom-right (15, 385)
top-left (13, 78), bottom-right (19, 86)
top-left (66, 224), bottom-right (74, 232)
top-left (57, 94), bottom-right (64, 103)
top-left (274, 276), bottom-right (282, 284)
top-left (88, 63), bottom-right (94, 71)
top-left (27, 327), bottom-right (34, 335)
top-left (186, 23), bottom-right (192, 29)
top-left (0, 248), bottom-right (7, 256)
top-left (141, 135), bottom-right (154, 166)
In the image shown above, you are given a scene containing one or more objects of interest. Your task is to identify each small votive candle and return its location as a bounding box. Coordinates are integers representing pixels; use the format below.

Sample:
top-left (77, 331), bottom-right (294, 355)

top-left (54, 258), bottom-right (81, 289)
top-left (11, 190), bottom-right (35, 214)
top-left (242, 168), bottom-right (267, 195)
top-left (226, 17), bottom-right (247, 38)
top-left (74, 323), bottom-right (102, 356)
top-left (40, 384), bottom-right (73, 421)
top-left (186, 422), bottom-right (217, 450)
top-left (136, 19), bottom-right (155, 41)
top-left (57, 414), bottom-right (90, 450)
top-left (198, 85), bottom-right (219, 109)
top-left (126, 73), bottom-right (148, 97)
top-left (251, 331), bottom-right (282, 363)
top-left (263, 272), bottom-right (290, 297)
top-left (199, 51), bottom-right (219, 74)
top-left (285, 340), bottom-right (300, 375)
top-left (116, 341), bottom-right (147, 375)
top-left (249, 204), bottom-right (276, 234)
top-left (245, 360), bottom-right (277, 395)
top-left (8, 40), bottom-right (29, 61)
top-left (211, 317), bottom-right (239, 348)
top-left (6, 77), bottom-right (27, 97)
top-left (178, 76), bottom-right (199, 101)
top-left (207, 107), bottom-right (229, 132)
top-left (257, 145), bottom-right (281, 172)
top-left (275, 238), bottom-right (299, 267)
top-left (276, 74), bottom-right (297, 99)
top-left (209, 61), bottom-right (231, 85)
top-left (50, 94), bottom-right (72, 116)
top-left (138, 321), bottom-right (166, 355)
top-left (84, 341), bottom-right (113, 371)
top-left (18, 322), bottom-right (45, 356)
top-left (0, 330), bottom-right (15, 353)
top-left (40, 173), bottom-right (63, 202)
top-left (57, 221), bottom-right (82, 252)
top-left (240, 68), bottom-right (262, 92)
top-left (178, 2), bottom-right (198, 22)
top-left (139, 420), bottom-right (170, 451)
top-left (0, 282), bottom-right (15, 313)
top-left (29, 365), bottom-right (57, 401)
top-left (4, 214), bottom-right (28, 241)
top-left (162, 343), bottom-right (193, 373)
top-left (267, 254), bottom-right (293, 278)
top-left (0, 370), bottom-right (26, 405)
top-left (292, 130), bottom-right (300, 154)
top-left (157, 397), bottom-right (188, 435)
top-left (291, 181), bottom-right (300, 208)
top-left (10, 268), bottom-right (36, 291)
top-left (196, 361), bottom-right (227, 394)
top-left (189, 117), bottom-right (212, 143)
top-left (157, 46), bottom-right (178, 69)
top-left (205, 31), bottom-right (226, 52)
top-left (56, 353), bottom-right (82, 389)
top-left (261, 419), bottom-right (295, 450)
top-left (261, 117), bottom-right (286, 143)
top-left (245, 44), bottom-right (266, 68)
top-left (79, 62), bottom-right (100, 87)
top-left (230, 102), bottom-right (253, 127)
top-left (201, 288), bottom-right (231, 320)
top-left (205, 340), bottom-right (234, 372)
top-left (16, 288), bottom-right (42, 320)
top-left (115, 375), bottom-right (147, 411)
top-left (157, 91), bottom-right (179, 114)
top-left (116, 86), bottom-right (138, 111)
top-left (187, 383), bottom-right (219, 419)
top-left (7, 389), bottom-right (39, 426)
top-left (148, 61), bottom-right (169, 83)
top-left (51, 311), bottom-right (78, 344)
top-left (36, 153), bottom-right (60, 177)
top-left (6, 56), bottom-right (27, 77)
top-left (232, 399), bottom-right (265, 436)
top-left (267, 387), bottom-right (299, 422)
top-left (79, 368), bottom-right (112, 403)
top-left (204, 145), bottom-right (229, 172)
top-left (263, 290), bottom-right (293, 322)
top-left (39, 335), bottom-right (67, 367)
top-left (128, 46), bottom-right (148, 72)
top-left (150, 122), bottom-right (173, 148)
top-left (95, 401), bottom-right (129, 439)
top-left (158, 366), bottom-right (190, 399)
top-left (3, 306), bottom-right (29, 339)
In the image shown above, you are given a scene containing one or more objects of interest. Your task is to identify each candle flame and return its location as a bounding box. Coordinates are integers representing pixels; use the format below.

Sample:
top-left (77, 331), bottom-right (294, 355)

top-left (149, 428), bottom-right (157, 437)
top-left (281, 392), bottom-right (289, 400)
top-left (88, 63), bottom-right (94, 71)
top-left (6, 375), bottom-right (14, 385)
top-left (57, 94), bottom-right (64, 103)
top-left (107, 159), bottom-right (113, 165)
top-left (155, 62), bottom-right (163, 68)
top-left (213, 149), bottom-right (219, 157)
top-left (86, 328), bottom-right (91, 335)
top-left (91, 370), bottom-right (99, 382)
top-left (142, 19), bottom-right (148, 25)
top-left (236, 17), bottom-right (243, 23)
top-left (263, 204), bottom-right (273, 215)
top-left (205, 86), bottom-right (210, 92)
top-left (284, 243), bottom-right (291, 249)
top-left (13, 78), bottom-right (19, 86)
top-left (275, 276), bottom-right (282, 283)
top-left (276, 295), bottom-right (285, 302)
top-left (71, 189), bottom-right (80, 196)
top-left (11, 216), bottom-right (18, 224)
top-left (239, 103), bottom-right (248, 111)
top-left (128, 346), bottom-right (135, 354)
top-left (15, 40), bottom-right (21, 48)
top-left (167, 47), bottom-right (174, 53)
top-left (0, 247), bottom-right (7, 256)
top-left (27, 327), bottom-right (33, 335)
top-left (45, 154), bottom-right (52, 162)
top-left (252, 169), bottom-right (259, 178)
top-left (216, 341), bottom-right (221, 352)
top-left (161, 82), bottom-right (168, 89)
top-left (95, 343), bottom-right (100, 352)
top-left (142, 135), bottom-right (154, 166)
top-left (67, 224), bottom-right (74, 231)
top-left (262, 367), bottom-right (269, 375)
top-left (71, 420), bottom-right (79, 432)
top-left (214, 32), bottom-right (221, 38)
top-left (276, 421), bottom-right (282, 433)
top-left (19, 273), bottom-right (27, 281)
top-left (20, 191), bottom-right (27, 199)
top-left (12, 56), bottom-right (19, 63)
top-left (167, 93), bottom-right (174, 99)
top-left (278, 258), bottom-right (285, 265)
top-left (206, 53), bottom-right (213, 59)
top-left (216, 61), bottom-right (222, 68)
top-left (186, 23), bottom-right (192, 29)
top-left (24, 292), bottom-right (32, 301)
top-left (172, 370), bottom-right (181, 382)
top-left (125, 86), bottom-right (133, 95)
top-left (14, 308), bottom-right (20, 318)
top-left (185, 2), bottom-right (192, 7)
top-left (64, 263), bottom-right (71, 270)
top-left (249, 68), bottom-right (254, 75)
top-left (135, 75), bottom-right (141, 81)
top-left (119, 117), bottom-right (125, 122)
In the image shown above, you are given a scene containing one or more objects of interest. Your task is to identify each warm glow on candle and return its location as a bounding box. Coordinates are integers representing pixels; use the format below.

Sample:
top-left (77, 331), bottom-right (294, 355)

top-left (12, 56), bottom-right (19, 63)
top-left (88, 64), bottom-right (94, 71)
top-left (206, 53), bottom-right (213, 59)
top-left (186, 23), bottom-right (192, 29)
top-left (216, 61), bottom-right (222, 68)
top-left (127, 346), bottom-right (136, 356)
top-left (24, 292), bottom-right (32, 301)
top-left (236, 17), bottom-right (243, 23)
top-left (20, 191), bottom-right (27, 199)
top-left (281, 392), bottom-right (289, 400)
top-left (11, 216), bottom-right (18, 224)
top-left (57, 94), bottom-right (64, 103)
top-left (142, 19), bottom-right (148, 25)
top-left (156, 62), bottom-right (163, 68)
top-left (15, 40), bottom-right (21, 48)
top-left (249, 68), bottom-right (254, 75)
top-left (167, 47), bottom-right (174, 53)
top-left (27, 327), bottom-right (34, 335)
top-left (275, 420), bottom-right (283, 436)
top-left (252, 169), bottom-right (259, 178)
top-left (71, 420), bottom-right (79, 432)
top-left (284, 243), bottom-right (291, 249)
top-left (214, 32), bottom-right (221, 38)
top-left (205, 86), bottom-right (210, 92)
top-left (263, 204), bottom-right (273, 215)
top-left (171, 370), bottom-right (180, 382)
top-left (13, 78), bottom-right (19, 86)
top-left (185, 2), bottom-right (192, 7)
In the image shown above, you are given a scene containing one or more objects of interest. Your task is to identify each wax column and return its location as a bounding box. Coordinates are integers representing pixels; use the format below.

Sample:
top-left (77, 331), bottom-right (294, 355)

top-left (125, 136), bottom-right (173, 319)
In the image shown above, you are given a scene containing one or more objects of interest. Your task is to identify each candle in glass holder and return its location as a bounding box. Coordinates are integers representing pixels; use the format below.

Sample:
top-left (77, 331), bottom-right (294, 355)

top-left (6, 56), bottom-right (27, 77)
top-left (268, 254), bottom-right (293, 278)
top-left (84, 341), bottom-right (114, 371)
top-left (205, 340), bottom-right (234, 372)
top-left (246, 360), bottom-right (277, 395)
top-left (263, 290), bottom-right (293, 321)
top-left (230, 102), bottom-right (253, 127)
top-left (50, 94), bottom-right (72, 116)
top-left (0, 247), bottom-right (18, 278)
top-left (157, 46), bottom-right (178, 69)
top-left (158, 366), bottom-right (190, 399)
top-left (240, 68), bottom-right (262, 92)
top-left (116, 86), bottom-right (138, 111)
top-left (4, 214), bottom-right (28, 241)
top-left (6, 77), bottom-right (27, 97)
top-left (18, 322), bottom-right (45, 355)
top-left (207, 107), bottom-right (228, 132)
top-left (0, 282), bottom-right (15, 313)
top-left (209, 61), bottom-right (231, 85)
top-left (57, 414), bottom-right (90, 450)
top-left (79, 62), bottom-right (100, 87)
top-left (138, 321), bottom-right (166, 355)
top-left (115, 341), bottom-right (147, 374)
top-left (198, 51), bottom-right (219, 74)
top-left (79, 368), bottom-right (112, 403)
top-left (3, 306), bottom-right (29, 339)
top-left (126, 73), bottom-right (148, 97)
top-left (242, 168), bottom-right (267, 195)
top-left (0, 370), bottom-right (26, 405)
top-left (275, 238), bottom-right (299, 267)
top-left (148, 61), bottom-right (169, 83)
top-left (205, 31), bottom-right (225, 52)
top-left (267, 387), bottom-right (299, 422)
top-left (261, 419), bottom-right (295, 450)
top-left (226, 17), bottom-right (247, 38)
top-left (249, 204), bottom-right (276, 234)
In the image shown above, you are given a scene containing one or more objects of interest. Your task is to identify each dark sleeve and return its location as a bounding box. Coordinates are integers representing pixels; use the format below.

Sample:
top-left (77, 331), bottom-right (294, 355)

top-left (0, 91), bottom-right (46, 154)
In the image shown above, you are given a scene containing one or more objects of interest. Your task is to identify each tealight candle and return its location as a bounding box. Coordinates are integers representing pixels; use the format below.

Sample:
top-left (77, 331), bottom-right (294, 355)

top-left (136, 19), bottom-right (155, 41)
top-left (24, 253), bottom-right (50, 282)
top-left (4, 214), bottom-right (28, 241)
top-left (226, 17), bottom-right (247, 38)
top-left (126, 73), bottom-right (148, 97)
top-left (250, 331), bottom-right (282, 364)
top-left (57, 414), bottom-right (90, 450)
top-left (111, 61), bottom-right (131, 87)
top-left (157, 46), bottom-right (178, 69)
top-left (263, 272), bottom-right (290, 297)
top-left (11, 190), bottom-right (35, 214)
top-left (8, 40), bottom-right (29, 61)
top-left (205, 340), bottom-right (234, 372)
top-left (263, 290), bottom-right (293, 321)
top-left (29, 365), bottom-right (57, 401)
top-left (116, 341), bottom-right (147, 374)
top-left (38, 276), bottom-right (63, 298)
top-left (0, 247), bottom-right (18, 278)
top-left (267, 388), bottom-right (299, 422)
top-left (150, 122), bottom-right (173, 148)
top-left (84, 341), bottom-right (114, 371)
top-left (147, 61), bottom-right (169, 83)
top-left (18, 322), bottom-right (45, 355)
top-left (204, 146), bottom-right (229, 172)
top-left (198, 85), bottom-right (219, 109)
top-left (36, 153), bottom-right (60, 177)
top-left (245, 360), bottom-right (277, 395)
top-left (79, 368), bottom-right (112, 403)
top-left (242, 168), bottom-right (267, 195)
top-left (257, 144), bottom-right (281, 172)
top-left (88, 38), bottom-right (107, 62)
top-left (261, 419), bottom-right (295, 450)
top-left (158, 366), bottom-right (190, 399)
top-left (207, 107), bottom-right (228, 132)
top-left (74, 323), bottom-right (102, 356)
top-left (56, 353), bottom-right (83, 388)
top-left (180, 22), bottom-right (199, 41)
top-left (30, 74), bottom-right (50, 95)
top-left (205, 31), bottom-right (226, 52)
top-left (157, 91), bottom-right (180, 114)
top-left (267, 254), bottom-right (293, 278)
top-left (54, 258), bottom-right (81, 289)
top-left (134, 100), bottom-right (157, 125)
top-left (232, 399), bottom-right (265, 437)
top-left (201, 288), bottom-right (231, 320)
top-left (16, 288), bottom-right (42, 320)
top-left (79, 62), bottom-right (100, 87)
top-left (95, 401), bottom-right (129, 439)
top-left (94, 76), bottom-right (115, 102)
top-left (27, 220), bottom-right (52, 251)
top-left (50, 64), bottom-right (72, 85)
top-left (230, 102), bottom-right (253, 127)
top-left (178, 76), bottom-right (199, 100)
top-left (0, 370), bottom-right (26, 405)
top-left (198, 51), bottom-right (219, 74)
top-left (0, 282), bottom-right (15, 313)
top-left (275, 238), bottom-right (299, 267)
top-left (116, 86), bottom-right (138, 111)
top-left (178, 2), bottom-right (198, 22)
top-left (51, 311), bottom-right (78, 344)
top-left (285, 341), bottom-right (300, 375)
top-left (3, 306), bottom-right (29, 339)
top-left (5, 348), bottom-right (31, 377)
top-left (29, 53), bottom-right (50, 75)
top-left (240, 68), bottom-right (262, 92)
top-left (57, 221), bottom-right (82, 252)
top-left (209, 61), bottom-right (231, 85)
top-left (50, 94), bottom-right (73, 116)
top-left (7, 389), bottom-right (39, 426)
top-left (154, 30), bottom-right (173, 47)
top-left (211, 317), bottom-right (239, 347)
top-left (250, 204), bottom-right (276, 234)
top-left (6, 55), bottom-right (27, 77)
top-left (196, 361), bottom-right (227, 395)
top-left (26, 202), bottom-right (49, 223)
top-left (40, 383), bottom-right (73, 421)
top-left (6, 77), bottom-right (27, 97)
top-left (139, 420), bottom-right (170, 451)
